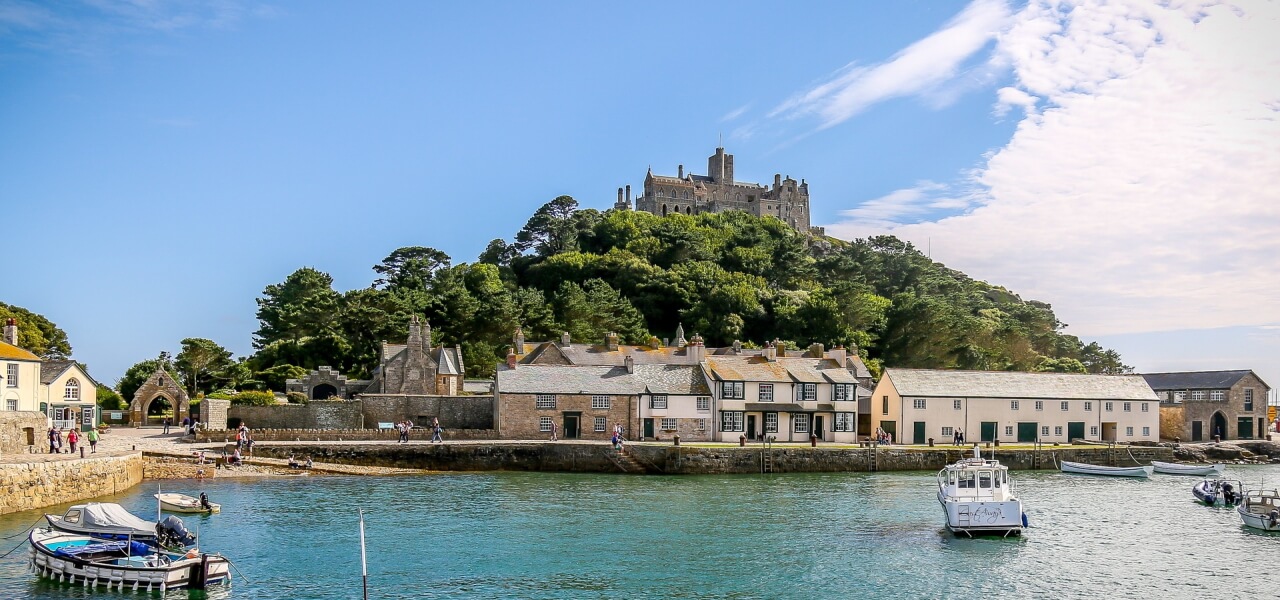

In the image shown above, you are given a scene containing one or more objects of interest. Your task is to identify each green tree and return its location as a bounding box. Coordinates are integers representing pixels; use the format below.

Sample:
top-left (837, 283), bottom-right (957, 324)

top-left (254, 267), bottom-right (342, 348)
top-left (96, 384), bottom-right (125, 410)
top-left (514, 195), bottom-right (582, 257)
top-left (373, 246), bottom-right (451, 291)
top-left (175, 338), bottom-right (234, 396)
top-left (0, 302), bottom-right (72, 358)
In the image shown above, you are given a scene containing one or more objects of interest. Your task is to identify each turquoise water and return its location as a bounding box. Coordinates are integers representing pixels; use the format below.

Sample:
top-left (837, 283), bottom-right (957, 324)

top-left (2, 465), bottom-right (1279, 599)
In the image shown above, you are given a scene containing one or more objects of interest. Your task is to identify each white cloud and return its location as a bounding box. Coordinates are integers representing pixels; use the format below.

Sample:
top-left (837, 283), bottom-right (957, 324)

top-left (826, 0), bottom-right (1280, 338)
top-left (720, 104), bottom-right (751, 123)
top-left (771, 0), bottom-right (1012, 129)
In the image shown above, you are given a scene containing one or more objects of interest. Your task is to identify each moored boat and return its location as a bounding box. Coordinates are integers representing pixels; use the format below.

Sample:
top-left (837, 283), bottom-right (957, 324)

top-left (28, 528), bottom-right (230, 592)
top-left (1192, 479), bottom-right (1242, 506)
top-left (155, 492), bottom-right (221, 514)
top-left (45, 503), bottom-right (196, 549)
top-left (937, 447), bottom-right (1025, 537)
top-left (1237, 489), bottom-right (1280, 531)
top-left (1059, 461), bottom-right (1153, 478)
top-left (1152, 461), bottom-right (1225, 476)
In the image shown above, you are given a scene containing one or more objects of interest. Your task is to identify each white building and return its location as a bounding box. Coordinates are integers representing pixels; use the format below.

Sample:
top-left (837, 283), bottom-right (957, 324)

top-left (1, 319), bottom-right (99, 431)
top-left (870, 369), bottom-right (1160, 445)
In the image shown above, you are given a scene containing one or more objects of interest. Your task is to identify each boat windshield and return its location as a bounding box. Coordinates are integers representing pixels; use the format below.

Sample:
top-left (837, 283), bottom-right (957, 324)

top-left (957, 472), bottom-right (975, 488)
top-left (979, 471), bottom-right (993, 488)
top-left (64, 509), bottom-right (81, 524)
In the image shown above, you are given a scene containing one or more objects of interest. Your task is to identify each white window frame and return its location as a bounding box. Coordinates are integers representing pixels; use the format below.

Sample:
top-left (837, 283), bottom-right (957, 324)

top-left (834, 412), bottom-right (854, 432)
top-left (721, 381), bottom-right (744, 399)
top-left (592, 395), bottom-right (611, 410)
top-left (758, 384), bottom-right (774, 402)
top-left (660, 417), bottom-right (678, 431)
top-left (5, 398), bottom-right (16, 411)
top-left (1105, 402), bottom-right (1114, 412)
top-left (721, 411), bottom-right (744, 432)
top-left (1126, 426), bottom-right (1134, 436)
top-left (1084, 401), bottom-right (1093, 411)
top-left (1141, 402), bottom-right (1149, 412)
top-left (1091, 426), bottom-right (1099, 436)
top-left (1010, 400), bottom-right (1019, 411)
top-left (1174, 391), bottom-right (1185, 403)
top-left (793, 413), bottom-right (810, 434)
top-left (535, 394), bottom-right (556, 409)
top-left (798, 384), bottom-right (816, 402)
top-left (1054, 426), bottom-right (1063, 436)
top-left (64, 378), bottom-right (80, 401)
top-left (764, 412), bottom-right (778, 433)
top-left (1123, 402), bottom-right (1132, 412)
top-left (1244, 389), bottom-right (1255, 411)
top-left (696, 396), bottom-right (710, 412)
top-left (1142, 426), bottom-right (1150, 436)
top-left (1060, 401), bottom-right (1069, 411)
top-left (650, 395), bottom-right (668, 409)
top-left (594, 417), bottom-right (606, 432)
top-left (1210, 390), bottom-right (1224, 401)
top-left (953, 399), bottom-right (962, 410)
top-left (1041, 425), bottom-right (1050, 436)
top-left (1035, 401), bottom-right (1043, 411)
top-left (539, 416), bottom-right (552, 432)
top-left (1004, 426), bottom-right (1013, 437)
top-left (696, 419), bottom-right (706, 432)
top-left (5, 363), bottom-right (16, 388)
top-left (833, 384), bottom-right (849, 401)
top-left (913, 398), bottom-right (926, 410)
top-left (941, 426), bottom-right (953, 436)
top-left (1191, 390), bottom-right (1206, 400)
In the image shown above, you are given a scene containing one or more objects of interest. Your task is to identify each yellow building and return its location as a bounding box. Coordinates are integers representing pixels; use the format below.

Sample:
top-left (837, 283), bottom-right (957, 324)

top-left (2, 338), bottom-right (42, 413)
top-left (870, 368), bottom-right (1160, 445)
top-left (38, 360), bottom-right (99, 431)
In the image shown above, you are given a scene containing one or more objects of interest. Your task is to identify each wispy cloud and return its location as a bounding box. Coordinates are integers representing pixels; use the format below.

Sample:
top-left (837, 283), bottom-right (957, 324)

top-left (770, 0), bottom-right (1012, 129)
top-left (720, 104), bottom-right (751, 123)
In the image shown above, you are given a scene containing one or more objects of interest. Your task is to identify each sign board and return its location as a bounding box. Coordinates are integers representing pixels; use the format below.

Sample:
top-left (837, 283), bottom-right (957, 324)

top-left (110, 412), bottom-right (123, 420)
top-left (82, 410), bottom-right (94, 425)
top-left (378, 422), bottom-right (394, 430)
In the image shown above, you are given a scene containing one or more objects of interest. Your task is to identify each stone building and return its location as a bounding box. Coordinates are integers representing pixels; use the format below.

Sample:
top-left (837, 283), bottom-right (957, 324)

top-left (616, 146), bottom-right (823, 235)
top-left (1142, 370), bottom-right (1271, 441)
top-left (287, 316), bottom-right (465, 399)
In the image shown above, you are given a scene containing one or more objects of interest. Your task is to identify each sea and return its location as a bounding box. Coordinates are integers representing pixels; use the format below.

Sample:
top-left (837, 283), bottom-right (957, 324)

top-left (1, 465), bottom-right (1278, 599)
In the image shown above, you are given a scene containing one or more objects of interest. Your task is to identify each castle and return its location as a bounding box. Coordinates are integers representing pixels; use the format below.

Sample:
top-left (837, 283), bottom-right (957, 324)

top-left (615, 146), bottom-right (823, 235)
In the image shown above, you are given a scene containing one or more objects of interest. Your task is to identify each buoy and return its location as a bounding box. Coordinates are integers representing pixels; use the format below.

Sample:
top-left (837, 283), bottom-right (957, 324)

top-left (133, 580), bottom-right (139, 591)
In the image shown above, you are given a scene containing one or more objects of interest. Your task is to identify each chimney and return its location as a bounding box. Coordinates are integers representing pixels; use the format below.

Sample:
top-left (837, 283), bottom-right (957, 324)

top-left (624, 354), bottom-right (635, 373)
top-left (674, 323), bottom-right (687, 348)
top-left (513, 326), bottom-right (525, 353)
top-left (626, 185), bottom-right (631, 203)
top-left (2, 318), bottom-right (16, 346)
top-left (407, 315), bottom-right (422, 347)
top-left (827, 345), bottom-right (847, 365)
top-left (774, 173), bottom-right (781, 189)
top-left (732, 340), bottom-right (742, 354)
top-left (605, 332), bottom-right (619, 351)
top-left (560, 332), bottom-right (571, 347)
top-left (688, 333), bottom-right (705, 364)
top-left (809, 343), bottom-right (824, 358)
top-left (678, 164), bottom-right (684, 179)
top-left (764, 342), bottom-right (777, 362)
top-left (506, 347), bottom-right (518, 369)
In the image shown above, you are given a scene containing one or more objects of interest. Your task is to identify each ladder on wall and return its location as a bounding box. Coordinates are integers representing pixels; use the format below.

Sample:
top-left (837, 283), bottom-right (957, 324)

top-left (761, 437), bottom-right (774, 473)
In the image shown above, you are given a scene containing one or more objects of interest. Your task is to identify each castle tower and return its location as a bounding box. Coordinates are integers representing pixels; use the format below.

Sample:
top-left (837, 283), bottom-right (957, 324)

top-left (708, 147), bottom-right (733, 184)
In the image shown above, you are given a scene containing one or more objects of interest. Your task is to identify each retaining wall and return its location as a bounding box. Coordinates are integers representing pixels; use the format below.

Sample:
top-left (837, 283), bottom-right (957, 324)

top-left (0, 453), bottom-right (144, 515)
top-left (194, 428), bottom-right (496, 443)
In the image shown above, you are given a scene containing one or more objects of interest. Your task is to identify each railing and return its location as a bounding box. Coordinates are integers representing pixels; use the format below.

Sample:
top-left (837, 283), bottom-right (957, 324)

top-left (51, 419), bottom-right (76, 430)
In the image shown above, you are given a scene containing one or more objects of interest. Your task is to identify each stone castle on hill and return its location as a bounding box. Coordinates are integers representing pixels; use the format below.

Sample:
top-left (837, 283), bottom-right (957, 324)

top-left (614, 146), bottom-right (824, 236)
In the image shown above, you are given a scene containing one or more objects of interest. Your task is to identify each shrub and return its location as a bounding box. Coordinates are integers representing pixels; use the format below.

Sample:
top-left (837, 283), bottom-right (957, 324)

top-left (232, 390), bottom-right (277, 406)
top-left (286, 391), bottom-right (308, 404)
top-left (206, 391), bottom-right (235, 400)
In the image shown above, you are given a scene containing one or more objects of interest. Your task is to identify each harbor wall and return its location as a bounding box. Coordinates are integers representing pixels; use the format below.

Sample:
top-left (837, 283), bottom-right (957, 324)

top-left (0, 452), bottom-right (144, 515)
top-left (193, 428), bottom-right (497, 443)
top-left (244, 443), bottom-right (1175, 475)
top-left (223, 396), bottom-right (494, 431)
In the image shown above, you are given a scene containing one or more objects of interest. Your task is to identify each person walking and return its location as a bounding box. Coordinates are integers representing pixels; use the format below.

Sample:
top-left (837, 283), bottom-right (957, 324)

top-left (86, 427), bottom-right (99, 453)
top-left (68, 428), bottom-right (79, 454)
top-left (431, 417), bottom-right (443, 443)
top-left (163, 417), bottom-right (171, 435)
top-left (549, 420), bottom-right (558, 441)
top-left (47, 427), bottom-right (58, 454)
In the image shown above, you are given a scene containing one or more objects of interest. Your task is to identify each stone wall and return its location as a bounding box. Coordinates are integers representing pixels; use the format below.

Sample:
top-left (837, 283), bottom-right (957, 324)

top-left (0, 452), bottom-right (144, 515)
top-left (202, 398), bottom-right (230, 430)
top-left (0, 411), bottom-right (46, 456)
top-left (359, 395), bottom-right (493, 430)
top-left (227, 400), bottom-right (364, 430)
top-left (1160, 405), bottom-right (1186, 440)
top-left (193, 428), bottom-right (496, 443)
top-left (497, 393), bottom-right (634, 440)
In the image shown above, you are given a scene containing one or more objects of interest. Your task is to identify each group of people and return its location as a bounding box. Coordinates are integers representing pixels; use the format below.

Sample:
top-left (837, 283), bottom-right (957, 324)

top-left (611, 423), bottom-right (625, 451)
top-left (394, 417), bottom-right (444, 443)
top-left (47, 426), bottom-right (98, 454)
top-left (235, 423), bottom-right (254, 456)
top-left (874, 426), bottom-right (893, 445)
top-left (951, 428), bottom-right (966, 446)
top-left (286, 455), bottom-right (314, 469)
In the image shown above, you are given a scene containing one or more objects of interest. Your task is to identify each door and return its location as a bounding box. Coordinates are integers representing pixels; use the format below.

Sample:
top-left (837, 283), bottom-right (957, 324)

top-left (980, 421), bottom-right (997, 443)
top-left (563, 415), bottom-right (580, 439)
top-left (913, 421), bottom-right (926, 445)
top-left (746, 415), bottom-right (758, 440)
top-left (1191, 421), bottom-right (1203, 441)
top-left (643, 418), bottom-right (654, 439)
top-left (1068, 422), bottom-right (1085, 442)
top-left (1237, 417), bottom-right (1253, 440)
top-left (814, 416), bottom-right (825, 439)
top-left (1211, 413), bottom-right (1227, 440)
top-left (1017, 422), bottom-right (1038, 442)
top-left (881, 421), bottom-right (896, 443)
top-left (1102, 422), bottom-right (1117, 442)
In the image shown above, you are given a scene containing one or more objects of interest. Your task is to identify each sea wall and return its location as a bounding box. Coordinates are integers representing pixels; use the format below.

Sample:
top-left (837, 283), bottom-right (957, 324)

top-left (193, 428), bottom-right (496, 443)
top-left (222, 396), bottom-right (494, 431)
top-left (243, 443), bottom-right (1175, 474)
top-left (0, 452), bottom-right (144, 515)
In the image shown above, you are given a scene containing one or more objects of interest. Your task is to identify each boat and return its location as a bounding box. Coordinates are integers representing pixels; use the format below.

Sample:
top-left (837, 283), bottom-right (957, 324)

top-left (28, 528), bottom-right (230, 592)
top-left (45, 503), bottom-right (196, 549)
top-left (937, 447), bottom-right (1025, 537)
top-left (1193, 479), bottom-right (1243, 506)
top-left (155, 492), bottom-right (221, 514)
top-left (1152, 461), bottom-right (1225, 476)
top-left (1059, 460), bottom-right (1153, 478)
top-left (1237, 489), bottom-right (1280, 531)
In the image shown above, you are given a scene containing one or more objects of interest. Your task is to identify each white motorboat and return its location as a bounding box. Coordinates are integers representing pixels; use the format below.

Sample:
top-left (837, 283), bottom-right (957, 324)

top-left (28, 528), bottom-right (230, 592)
top-left (1059, 460), bottom-right (1153, 478)
top-left (155, 492), bottom-right (221, 514)
top-left (45, 503), bottom-right (196, 549)
top-left (1151, 461), bottom-right (1225, 476)
top-left (1237, 489), bottom-right (1280, 531)
top-left (937, 447), bottom-right (1025, 537)
top-left (1193, 479), bottom-right (1243, 506)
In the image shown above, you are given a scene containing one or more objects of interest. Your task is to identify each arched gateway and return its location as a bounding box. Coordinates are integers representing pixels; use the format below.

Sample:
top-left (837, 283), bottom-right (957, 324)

top-left (130, 367), bottom-right (190, 427)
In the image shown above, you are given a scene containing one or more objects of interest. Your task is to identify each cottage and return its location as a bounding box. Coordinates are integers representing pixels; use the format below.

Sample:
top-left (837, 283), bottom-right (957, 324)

top-left (1141, 370), bottom-right (1271, 441)
top-left (2, 319), bottom-right (101, 431)
top-left (2, 320), bottom-right (41, 413)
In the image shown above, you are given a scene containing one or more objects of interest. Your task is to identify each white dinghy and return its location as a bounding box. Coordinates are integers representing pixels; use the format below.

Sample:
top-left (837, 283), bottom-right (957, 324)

top-left (1059, 460), bottom-right (1153, 478)
top-left (937, 446), bottom-right (1026, 537)
top-left (1151, 461), bottom-right (1225, 476)
top-left (1237, 489), bottom-right (1280, 531)
top-left (155, 493), bottom-right (221, 514)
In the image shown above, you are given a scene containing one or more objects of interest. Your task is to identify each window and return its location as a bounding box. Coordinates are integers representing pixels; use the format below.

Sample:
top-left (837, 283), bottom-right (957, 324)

top-left (1084, 401), bottom-right (1093, 411)
top-left (797, 384), bottom-right (817, 402)
top-left (5, 363), bottom-right (16, 388)
top-left (535, 394), bottom-right (556, 409)
top-left (913, 399), bottom-right (926, 410)
top-left (650, 395), bottom-right (667, 409)
top-left (1105, 402), bottom-right (1113, 412)
top-left (1191, 390), bottom-right (1205, 400)
top-left (1035, 401), bottom-right (1043, 411)
top-left (764, 412), bottom-right (779, 433)
top-left (1174, 391), bottom-right (1185, 403)
top-left (661, 418), bottom-right (677, 431)
top-left (1054, 426), bottom-right (1063, 436)
top-left (793, 413), bottom-right (810, 433)
top-left (1004, 426), bottom-right (1013, 437)
top-left (64, 378), bottom-right (80, 400)
top-left (1126, 426), bottom-right (1134, 436)
top-left (953, 399), bottom-right (962, 410)
top-left (1141, 402), bottom-right (1149, 412)
top-left (1090, 426), bottom-right (1098, 436)
top-left (1142, 426), bottom-right (1150, 436)
top-left (696, 396), bottom-right (710, 412)
top-left (1060, 401), bottom-right (1069, 411)
top-left (594, 417), bottom-right (606, 432)
top-left (1244, 389), bottom-right (1254, 411)
top-left (882, 396), bottom-right (889, 415)
top-left (941, 426), bottom-right (954, 436)
top-left (721, 411), bottom-right (744, 432)
top-left (834, 413), bottom-right (855, 432)
top-left (834, 384), bottom-right (853, 401)
top-left (1010, 400), bottom-right (1020, 411)
top-left (1041, 426), bottom-right (1050, 436)
top-left (1123, 402), bottom-right (1132, 412)
top-left (758, 384), bottom-right (774, 402)
top-left (721, 381), bottom-right (744, 399)
top-left (696, 419), bottom-right (707, 432)
top-left (539, 417), bottom-right (552, 432)
top-left (5, 399), bottom-right (16, 411)
top-left (592, 395), bottom-right (611, 410)
top-left (1208, 390), bottom-right (1224, 401)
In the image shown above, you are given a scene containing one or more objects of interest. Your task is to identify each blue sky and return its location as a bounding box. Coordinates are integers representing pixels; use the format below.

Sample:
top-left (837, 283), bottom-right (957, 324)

top-left (2, 0), bottom-right (1277, 402)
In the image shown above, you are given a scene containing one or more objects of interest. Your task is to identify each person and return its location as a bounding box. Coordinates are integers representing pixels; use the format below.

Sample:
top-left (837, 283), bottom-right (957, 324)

top-left (47, 427), bottom-right (58, 454)
top-left (57, 428), bottom-right (66, 453)
top-left (957, 429), bottom-right (965, 445)
top-left (245, 433), bottom-right (255, 457)
top-left (181, 416), bottom-right (190, 431)
top-left (431, 417), bottom-right (443, 443)
top-left (614, 423), bottom-right (625, 440)
top-left (304, 456), bottom-right (313, 469)
top-left (67, 428), bottom-right (79, 454)
top-left (398, 421), bottom-right (409, 443)
top-left (195, 467), bottom-right (207, 479)
top-left (874, 426), bottom-right (886, 445)
top-left (549, 420), bottom-right (558, 441)
top-left (163, 417), bottom-right (171, 435)
top-left (196, 450), bottom-right (207, 464)
top-left (236, 426), bottom-right (248, 451)
top-left (229, 448), bottom-right (242, 466)
top-left (199, 492), bottom-right (212, 511)
top-left (86, 427), bottom-right (99, 453)
top-left (288, 455), bottom-right (299, 468)
top-left (611, 432), bottom-right (621, 450)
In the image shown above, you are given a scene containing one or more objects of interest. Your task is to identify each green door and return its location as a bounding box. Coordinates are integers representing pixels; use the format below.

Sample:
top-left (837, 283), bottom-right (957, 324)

top-left (1238, 417), bottom-right (1253, 440)
top-left (643, 418), bottom-right (654, 439)
top-left (1068, 422), bottom-right (1085, 442)
top-left (913, 421), bottom-right (926, 444)
top-left (980, 421), bottom-right (997, 442)
top-left (1017, 422), bottom-right (1038, 442)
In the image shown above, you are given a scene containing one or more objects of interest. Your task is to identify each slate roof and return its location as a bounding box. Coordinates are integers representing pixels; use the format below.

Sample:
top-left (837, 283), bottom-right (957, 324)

top-left (382, 344), bottom-right (464, 375)
top-left (0, 340), bottom-right (40, 361)
top-left (705, 356), bottom-right (859, 384)
top-left (884, 369), bottom-right (1159, 401)
top-left (520, 342), bottom-right (696, 366)
top-left (496, 365), bottom-right (640, 395)
top-left (1140, 371), bottom-right (1264, 390)
top-left (633, 364), bottom-right (710, 395)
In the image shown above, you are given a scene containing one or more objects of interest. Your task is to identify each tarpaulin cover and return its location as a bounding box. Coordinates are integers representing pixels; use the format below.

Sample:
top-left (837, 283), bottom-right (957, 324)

top-left (77, 503), bottom-right (156, 533)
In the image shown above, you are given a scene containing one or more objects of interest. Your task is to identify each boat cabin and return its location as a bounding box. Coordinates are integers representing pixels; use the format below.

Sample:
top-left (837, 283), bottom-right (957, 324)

top-left (939, 459), bottom-right (1015, 501)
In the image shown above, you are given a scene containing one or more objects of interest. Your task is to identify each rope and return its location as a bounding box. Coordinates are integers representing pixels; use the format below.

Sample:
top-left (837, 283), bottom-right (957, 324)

top-left (1, 516), bottom-right (44, 540)
top-left (0, 535), bottom-right (28, 560)
top-left (224, 557), bottom-right (252, 584)
top-left (1126, 447), bottom-right (1146, 466)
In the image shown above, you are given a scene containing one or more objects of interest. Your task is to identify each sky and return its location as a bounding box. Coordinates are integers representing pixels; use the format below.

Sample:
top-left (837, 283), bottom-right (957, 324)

top-left (1, 0), bottom-right (1277, 401)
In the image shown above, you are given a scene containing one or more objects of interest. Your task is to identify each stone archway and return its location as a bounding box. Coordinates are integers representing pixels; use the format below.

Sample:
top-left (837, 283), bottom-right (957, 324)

top-left (130, 367), bottom-right (190, 427)
top-left (312, 383), bottom-right (338, 400)
top-left (1211, 411), bottom-right (1228, 441)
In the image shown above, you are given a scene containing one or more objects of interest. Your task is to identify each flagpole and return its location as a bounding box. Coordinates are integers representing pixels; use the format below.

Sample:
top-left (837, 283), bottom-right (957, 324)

top-left (359, 509), bottom-right (368, 600)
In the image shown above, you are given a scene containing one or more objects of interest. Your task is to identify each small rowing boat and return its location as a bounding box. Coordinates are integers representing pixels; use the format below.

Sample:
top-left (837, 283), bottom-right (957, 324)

top-left (155, 493), bottom-right (221, 514)
top-left (1059, 460), bottom-right (1153, 478)
top-left (1152, 461), bottom-right (1225, 476)
top-left (1193, 479), bottom-right (1242, 506)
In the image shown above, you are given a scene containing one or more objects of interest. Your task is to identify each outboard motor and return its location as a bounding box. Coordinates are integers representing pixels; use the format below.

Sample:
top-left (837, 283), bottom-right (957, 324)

top-left (1222, 483), bottom-right (1236, 506)
top-left (156, 515), bottom-right (198, 548)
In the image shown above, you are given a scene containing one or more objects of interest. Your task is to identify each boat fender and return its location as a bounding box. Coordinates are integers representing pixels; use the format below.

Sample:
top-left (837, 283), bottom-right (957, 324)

top-left (1021, 512), bottom-right (1029, 528)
